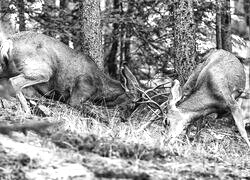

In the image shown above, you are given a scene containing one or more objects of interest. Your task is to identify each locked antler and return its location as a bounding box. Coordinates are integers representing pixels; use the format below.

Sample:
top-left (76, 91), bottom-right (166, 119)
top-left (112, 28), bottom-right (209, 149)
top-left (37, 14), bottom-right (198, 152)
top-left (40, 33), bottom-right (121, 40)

top-left (135, 82), bottom-right (171, 131)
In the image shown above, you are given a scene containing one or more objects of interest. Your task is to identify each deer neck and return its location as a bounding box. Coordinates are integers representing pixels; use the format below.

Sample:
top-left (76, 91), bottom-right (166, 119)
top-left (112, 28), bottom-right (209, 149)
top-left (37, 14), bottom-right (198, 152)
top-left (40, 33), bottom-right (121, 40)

top-left (93, 73), bottom-right (126, 106)
top-left (102, 78), bottom-right (125, 98)
top-left (177, 89), bottom-right (217, 119)
top-left (243, 63), bottom-right (250, 90)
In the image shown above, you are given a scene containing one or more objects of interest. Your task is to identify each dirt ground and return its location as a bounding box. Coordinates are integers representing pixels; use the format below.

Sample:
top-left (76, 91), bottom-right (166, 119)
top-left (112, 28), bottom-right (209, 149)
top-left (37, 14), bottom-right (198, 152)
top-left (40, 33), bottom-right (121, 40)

top-left (0, 99), bottom-right (249, 180)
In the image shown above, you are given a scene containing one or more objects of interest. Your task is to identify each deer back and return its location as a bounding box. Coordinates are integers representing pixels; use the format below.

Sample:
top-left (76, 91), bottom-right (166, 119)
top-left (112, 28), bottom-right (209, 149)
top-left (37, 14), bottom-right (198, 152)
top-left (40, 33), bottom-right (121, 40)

top-left (0, 32), bottom-right (140, 111)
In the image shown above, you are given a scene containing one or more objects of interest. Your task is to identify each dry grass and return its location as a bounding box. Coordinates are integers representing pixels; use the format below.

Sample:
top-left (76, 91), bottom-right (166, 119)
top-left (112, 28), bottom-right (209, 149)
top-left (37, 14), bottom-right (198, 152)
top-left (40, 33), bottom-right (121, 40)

top-left (49, 101), bottom-right (250, 172)
top-left (0, 99), bottom-right (250, 179)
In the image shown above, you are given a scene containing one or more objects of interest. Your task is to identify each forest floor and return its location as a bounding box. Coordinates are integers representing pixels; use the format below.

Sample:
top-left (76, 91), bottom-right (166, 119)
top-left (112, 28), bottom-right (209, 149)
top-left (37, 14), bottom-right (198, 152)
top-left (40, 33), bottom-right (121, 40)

top-left (0, 98), bottom-right (249, 180)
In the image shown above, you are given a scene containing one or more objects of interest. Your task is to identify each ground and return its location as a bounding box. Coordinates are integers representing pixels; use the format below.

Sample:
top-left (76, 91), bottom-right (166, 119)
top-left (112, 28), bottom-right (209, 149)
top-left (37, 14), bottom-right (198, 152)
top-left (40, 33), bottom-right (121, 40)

top-left (0, 98), bottom-right (249, 180)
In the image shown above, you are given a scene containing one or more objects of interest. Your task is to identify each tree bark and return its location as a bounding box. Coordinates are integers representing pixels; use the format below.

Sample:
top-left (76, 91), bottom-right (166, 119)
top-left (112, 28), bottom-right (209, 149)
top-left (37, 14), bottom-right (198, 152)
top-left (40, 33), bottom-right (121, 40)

top-left (104, 0), bottom-right (119, 78)
top-left (119, 2), bottom-right (124, 72)
top-left (221, 0), bottom-right (232, 52)
top-left (216, 0), bottom-right (232, 52)
top-left (244, 0), bottom-right (250, 40)
top-left (16, 0), bottom-right (26, 31)
top-left (59, 0), bottom-right (69, 45)
top-left (124, 0), bottom-right (133, 66)
top-left (80, 0), bottom-right (104, 70)
top-left (172, 0), bottom-right (197, 85)
top-left (216, 0), bottom-right (222, 49)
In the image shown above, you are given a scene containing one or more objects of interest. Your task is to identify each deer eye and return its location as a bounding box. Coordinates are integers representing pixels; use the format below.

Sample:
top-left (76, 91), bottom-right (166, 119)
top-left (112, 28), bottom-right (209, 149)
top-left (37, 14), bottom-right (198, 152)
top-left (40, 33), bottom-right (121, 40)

top-left (164, 118), bottom-right (170, 126)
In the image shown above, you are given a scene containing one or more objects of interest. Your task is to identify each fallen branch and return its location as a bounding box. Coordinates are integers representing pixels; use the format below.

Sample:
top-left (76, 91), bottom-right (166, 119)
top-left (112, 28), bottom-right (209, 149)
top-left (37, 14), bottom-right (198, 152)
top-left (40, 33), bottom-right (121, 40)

top-left (0, 121), bottom-right (59, 136)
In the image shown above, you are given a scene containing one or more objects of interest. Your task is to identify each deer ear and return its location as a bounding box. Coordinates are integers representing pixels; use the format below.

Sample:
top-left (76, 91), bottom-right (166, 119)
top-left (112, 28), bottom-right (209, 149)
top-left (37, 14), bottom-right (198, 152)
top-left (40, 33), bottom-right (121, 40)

top-left (169, 79), bottom-right (182, 106)
top-left (121, 66), bottom-right (140, 94)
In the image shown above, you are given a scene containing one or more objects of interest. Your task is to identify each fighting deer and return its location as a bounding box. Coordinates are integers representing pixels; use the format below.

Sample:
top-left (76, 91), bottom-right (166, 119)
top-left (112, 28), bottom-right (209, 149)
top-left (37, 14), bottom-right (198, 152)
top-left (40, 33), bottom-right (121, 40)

top-left (0, 31), bottom-right (140, 115)
top-left (164, 49), bottom-right (250, 147)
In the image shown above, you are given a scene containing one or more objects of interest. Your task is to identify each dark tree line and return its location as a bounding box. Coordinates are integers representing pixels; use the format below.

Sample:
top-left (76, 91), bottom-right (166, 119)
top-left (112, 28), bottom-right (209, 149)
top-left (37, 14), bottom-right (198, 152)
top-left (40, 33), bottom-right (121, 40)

top-left (0, 0), bottom-right (250, 87)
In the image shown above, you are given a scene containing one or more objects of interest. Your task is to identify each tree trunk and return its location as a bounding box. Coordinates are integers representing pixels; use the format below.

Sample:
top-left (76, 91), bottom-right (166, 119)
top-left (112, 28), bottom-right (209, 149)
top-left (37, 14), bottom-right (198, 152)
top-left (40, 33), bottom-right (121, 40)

top-left (124, 0), bottom-right (133, 66)
top-left (119, 2), bottom-right (125, 72)
top-left (0, 0), bottom-right (15, 35)
top-left (104, 0), bottom-right (119, 79)
top-left (244, 0), bottom-right (250, 40)
top-left (80, 0), bottom-right (104, 70)
top-left (59, 0), bottom-right (69, 45)
top-left (221, 0), bottom-right (232, 52)
top-left (16, 0), bottom-right (26, 31)
top-left (216, 0), bottom-right (232, 52)
top-left (172, 0), bottom-right (197, 85)
top-left (216, 0), bottom-right (222, 49)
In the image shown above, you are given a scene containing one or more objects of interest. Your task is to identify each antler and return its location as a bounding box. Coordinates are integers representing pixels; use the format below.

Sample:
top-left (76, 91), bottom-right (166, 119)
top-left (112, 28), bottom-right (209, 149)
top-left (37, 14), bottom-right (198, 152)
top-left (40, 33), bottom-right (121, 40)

top-left (143, 82), bottom-right (171, 95)
top-left (137, 88), bottom-right (164, 116)
top-left (135, 82), bottom-right (171, 130)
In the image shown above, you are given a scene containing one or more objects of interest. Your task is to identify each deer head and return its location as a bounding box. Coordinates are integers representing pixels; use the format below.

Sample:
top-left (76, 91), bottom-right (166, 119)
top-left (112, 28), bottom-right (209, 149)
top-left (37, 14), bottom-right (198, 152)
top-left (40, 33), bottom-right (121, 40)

top-left (163, 79), bottom-right (194, 140)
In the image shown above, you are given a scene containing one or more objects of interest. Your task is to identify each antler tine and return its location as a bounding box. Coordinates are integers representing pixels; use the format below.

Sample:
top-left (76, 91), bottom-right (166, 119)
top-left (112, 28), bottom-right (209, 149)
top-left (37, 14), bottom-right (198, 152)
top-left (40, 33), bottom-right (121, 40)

top-left (136, 87), bottom-right (165, 117)
top-left (150, 92), bottom-right (170, 100)
top-left (139, 99), bottom-right (164, 117)
top-left (137, 101), bottom-right (168, 133)
top-left (134, 83), bottom-right (172, 132)
top-left (135, 83), bottom-right (168, 102)
top-left (133, 82), bottom-right (172, 131)
top-left (144, 82), bottom-right (171, 95)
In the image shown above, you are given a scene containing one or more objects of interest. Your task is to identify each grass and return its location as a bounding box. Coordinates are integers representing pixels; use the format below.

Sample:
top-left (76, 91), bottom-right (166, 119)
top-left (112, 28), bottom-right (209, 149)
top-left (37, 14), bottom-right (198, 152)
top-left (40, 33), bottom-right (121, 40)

top-left (0, 98), bottom-right (250, 179)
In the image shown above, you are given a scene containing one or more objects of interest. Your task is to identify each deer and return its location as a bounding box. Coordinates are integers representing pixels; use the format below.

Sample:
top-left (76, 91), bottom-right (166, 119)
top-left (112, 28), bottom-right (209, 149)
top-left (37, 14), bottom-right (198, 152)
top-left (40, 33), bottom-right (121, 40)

top-left (164, 49), bottom-right (250, 147)
top-left (0, 31), bottom-right (141, 116)
top-left (238, 58), bottom-right (250, 126)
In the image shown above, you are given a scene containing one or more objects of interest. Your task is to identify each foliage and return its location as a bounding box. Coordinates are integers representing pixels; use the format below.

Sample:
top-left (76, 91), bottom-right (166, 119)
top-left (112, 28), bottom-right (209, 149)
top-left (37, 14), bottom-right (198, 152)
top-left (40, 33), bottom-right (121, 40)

top-left (0, 0), bottom-right (226, 82)
top-left (103, 0), bottom-right (217, 80)
top-left (103, 0), bottom-right (173, 79)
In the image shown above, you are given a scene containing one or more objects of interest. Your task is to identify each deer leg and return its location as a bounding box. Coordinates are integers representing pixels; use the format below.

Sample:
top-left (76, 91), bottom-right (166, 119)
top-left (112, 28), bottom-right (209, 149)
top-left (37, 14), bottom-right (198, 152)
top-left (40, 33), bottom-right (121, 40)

top-left (211, 78), bottom-right (250, 147)
top-left (227, 97), bottom-right (250, 148)
top-left (230, 104), bottom-right (250, 147)
top-left (194, 118), bottom-right (204, 141)
top-left (9, 74), bottom-right (50, 114)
